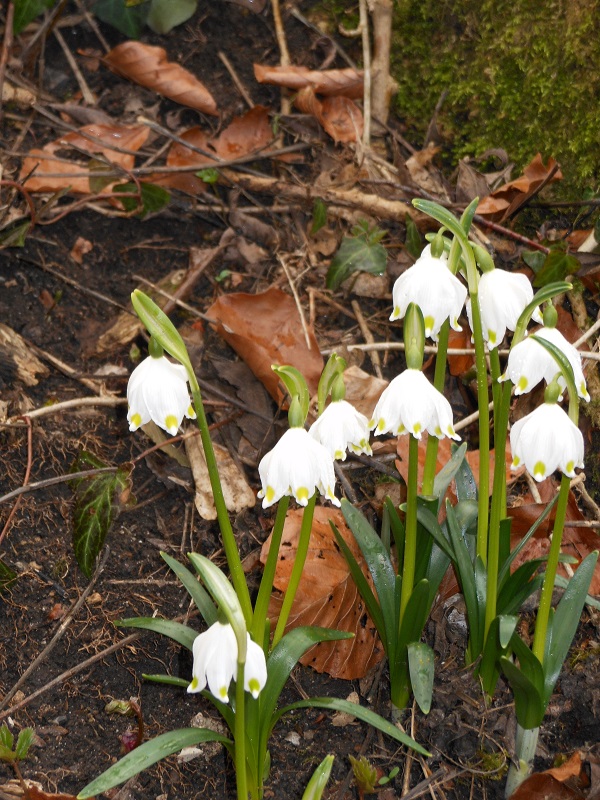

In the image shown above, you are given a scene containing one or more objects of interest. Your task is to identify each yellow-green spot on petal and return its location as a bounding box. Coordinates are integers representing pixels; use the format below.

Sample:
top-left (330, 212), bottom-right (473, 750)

top-left (397, 423), bottom-right (406, 434)
top-left (488, 329), bottom-right (497, 345)
top-left (377, 419), bottom-right (386, 432)
top-left (187, 404), bottom-right (196, 418)
top-left (413, 422), bottom-right (422, 434)
top-left (189, 677), bottom-right (199, 691)
top-left (434, 425), bottom-right (442, 436)
top-left (219, 686), bottom-right (228, 700)
top-left (130, 412), bottom-right (142, 428)
top-left (296, 486), bottom-right (310, 502)
top-left (517, 376), bottom-right (528, 392)
top-left (424, 315), bottom-right (435, 334)
top-left (334, 449), bottom-right (345, 460)
top-left (265, 486), bottom-right (276, 504)
top-left (533, 461), bottom-right (546, 478)
top-left (512, 456), bottom-right (520, 467)
top-left (566, 460), bottom-right (575, 473)
top-left (391, 306), bottom-right (401, 319)
top-left (447, 426), bottom-right (456, 437)
top-left (165, 414), bottom-right (178, 432)
top-left (248, 678), bottom-right (260, 697)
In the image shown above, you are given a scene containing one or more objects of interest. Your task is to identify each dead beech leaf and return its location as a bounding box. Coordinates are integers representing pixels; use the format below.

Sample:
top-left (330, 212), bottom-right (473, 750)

top-left (447, 327), bottom-right (475, 377)
top-left (343, 365), bottom-right (388, 419)
top-left (105, 42), bottom-right (218, 115)
top-left (260, 507), bottom-right (385, 679)
top-left (476, 153), bottom-right (563, 222)
top-left (294, 87), bottom-right (363, 143)
top-left (405, 144), bottom-right (451, 201)
top-left (20, 124), bottom-right (149, 193)
top-left (253, 63), bottom-right (364, 99)
top-left (206, 287), bottom-right (324, 403)
top-left (509, 753), bottom-right (587, 800)
top-left (185, 436), bottom-right (256, 520)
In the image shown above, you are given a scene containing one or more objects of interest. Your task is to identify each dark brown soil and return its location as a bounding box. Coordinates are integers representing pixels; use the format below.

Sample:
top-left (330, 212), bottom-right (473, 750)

top-left (1, 3), bottom-right (599, 800)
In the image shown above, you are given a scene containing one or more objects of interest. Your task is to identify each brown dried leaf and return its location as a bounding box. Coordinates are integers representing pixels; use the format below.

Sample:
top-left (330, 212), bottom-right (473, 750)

top-left (343, 365), bottom-right (388, 419)
top-left (104, 42), bottom-right (218, 115)
top-left (20, 124), bottom-right (149, 193)
top-left (476, 153), bottom-right (563, 222)
top-left (185, 437), bottom-right (256, 520)
top-left (206, 287), bottom-right (324, 403)
top-left (294, 86), bottom-right (363, 143)
top-left (253, 63), bottom-right (364, 98)
top-left (70, 237), bottom-right (93, 264)
top-left (260, 507), bottom-right (385, 679)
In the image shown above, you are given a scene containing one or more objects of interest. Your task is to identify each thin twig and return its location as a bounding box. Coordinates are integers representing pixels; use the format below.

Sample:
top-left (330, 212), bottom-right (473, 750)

top-left (0, 2), bottom-right (15, 125)
top-left (53, 27), bottom-right (96, 104)
top-left (279, 255), bottom-right (312, 350)
top-left (218, 51), bottom-right (254, 108)
top-left (358, 0), bottom-right (371, 148)
top-left (3, 396), bottom-right (127, 425)
top-left (0, 548), bottom-right (111, 712)
top-left (351, 299), bottom-right (383, 378)
top-left (0, 416), bottom-right (33, 548)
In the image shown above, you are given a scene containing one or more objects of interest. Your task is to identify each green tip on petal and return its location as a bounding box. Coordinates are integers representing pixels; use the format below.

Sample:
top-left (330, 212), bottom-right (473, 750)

top-left (189, 677), bottom-right (199, 691)
top-left (165, 414), bottom-right (178, 433)
top-left (296, 486), bottom-right (310, 502)
top-left (413, 422), bottom-right (422, 434)
top-left (517, 376), bottom-right (528, 392)
top-left (512, 456), bottom-right (520, 468)
top-left (219, 686), bottom-right (228, 700)
top-left (488, 330), bottom-right (497, 345)
top-left (377, 419), bottom-right (386, 432)
top-left (265, 486), bottom-right (275, 504)
top-left (434, 425), bottom-right (442, 436)
top-left (391, 306), bottom-right (401, 319)
top-left (248, 678), bottom-right (261, 698)
top-left (334, 449), bottom-right (345, 460)
top-left (566, 460), bottom-right (575, 473)
top-left (187, 404), bottom-right (196, 418)
top-left (533, 461), bottom-right (546, 479)
top-left (130, 412), bottom-right (142, 429)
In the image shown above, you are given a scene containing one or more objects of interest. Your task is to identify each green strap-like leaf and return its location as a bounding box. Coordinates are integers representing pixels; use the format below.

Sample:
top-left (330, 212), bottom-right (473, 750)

top-left (115, 617), bottom-right (197, 651)
top-left (302, 754), bottom-right (335, 800)
top-left (407, 642), bottom-right (434, 714)
top-left (499, 657), bottom-right (545, 729)
top-left (432, 442), bottom-right (468, 503)
top-left (160, 552), bottom-right (217, 626)
top-left (77, 728), bottom-right (232, 799)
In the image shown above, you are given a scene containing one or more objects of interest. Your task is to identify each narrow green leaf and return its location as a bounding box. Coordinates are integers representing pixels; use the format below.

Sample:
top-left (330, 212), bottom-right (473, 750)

top-left (415, 506), bottom-right (455, 561)
top-left (142, 674), bottom-right (189, 687)
top-left (115, 616), bottom-right (197, 651)
top-left (404, 214), bottom-right (422, 258)
top-left (77, 728), bottom-right (232, 798)
top-left (445, 503), bottom-right (480, 652)
top-left (70, 453), bottom-right (131, 579)
top-left (407, 642), bottom-right (434, 714)
top-left (499, 658), bottom-right (545, 729)
top-left (326, 236), bottom-right (387, 291)
top-left (432, 442), bottom-right (467, 503)
top-left (131, 290), bottom-right (190, 368)
top-left (499, 493), bottom-right (558, 586)
top-left (302, 754), bottom-right (334, 800)
top-left (160, 552), bottom-right (217, 626)
top-left (310, 198), bottom-right (328, 235)
top-left (146, 0), bottom-right (197, 33)
top-left (0, 221), bottom-right (31, 248)
top-left (187, 553), bottom-right (246, 641)
top-left (275, 697), bottom-right (430, 756)
top-left (13, 0), bottom-right (56, 33)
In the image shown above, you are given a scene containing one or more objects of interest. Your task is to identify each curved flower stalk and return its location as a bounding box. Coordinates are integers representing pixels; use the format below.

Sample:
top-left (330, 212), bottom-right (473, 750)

top-left (370, 368), bottom-right (459, 441)
top-left (257, 427), bottom-right (340, 508)
top-left (510, 402), bottom-right (584, 481)
top-left (390, 244), bottom-right (467, 340)
top-left (127, 352), bottom-right (196, 435)
top-left (188, 621), bottom-right (267, 702)
top-left (309, 399), bottom-right (372, 460)
top-left (501, 325), bottom-right (590, 401)
top-left (466, 268), bottom-right (541, 349)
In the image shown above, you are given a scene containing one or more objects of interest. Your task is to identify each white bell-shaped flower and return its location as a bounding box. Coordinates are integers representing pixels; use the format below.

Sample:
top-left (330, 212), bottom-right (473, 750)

top-left (309, 399), bottom-right (372, 461)
top-left (187, 622), bottom-right (267, 703)
top-left (501, 327), bottom-right (590, 402)
top-left (390, 245), bottom-right (467, 340)
top-left (127, 355), bottom-right (196, 436)
top-left (369, 369), bottom-right (460, 440)
top-left (258, 427), bottom-right (340, 508)
top-left (510, 403), bottom-right (584, 482)
top-left (466, 269), bottom-right (541, 349)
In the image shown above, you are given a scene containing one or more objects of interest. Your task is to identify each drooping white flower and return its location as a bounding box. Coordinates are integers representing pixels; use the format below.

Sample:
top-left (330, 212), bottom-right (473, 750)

top-left (187, 622), bottom-right (267, 703)
top-left (501, 327), bottom-right (590, 402)
top-left (309, 400), bottom-right (372, 461)
top-left (258, 427), bottom-right (340, 508)
top-left (510, 403), bottom-right (584, 482)
top-left (466, 269), bottom-right (541, 349)
top-left (369, 369), bottom-right (460, 440)
top-left (390, 245), bottom-right (467, 340)
top-left (127, 355), bottom-right (196, 436)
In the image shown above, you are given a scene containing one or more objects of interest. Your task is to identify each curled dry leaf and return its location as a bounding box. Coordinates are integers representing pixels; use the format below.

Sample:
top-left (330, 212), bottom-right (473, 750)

top-left (254, 63), bottom-right (364, 99)
top-left (206, 287), bottom-right (324, 403)
top-left (105, 42), bottom-right (218, 115)
top-left (294, 86), bottom-right (363, 143)
top-left (476, 153), bottom-right (563, 222)
top-left (260, 507), bottom-right (385, 680)
top-left (20, 124), bottom-right (149, 193)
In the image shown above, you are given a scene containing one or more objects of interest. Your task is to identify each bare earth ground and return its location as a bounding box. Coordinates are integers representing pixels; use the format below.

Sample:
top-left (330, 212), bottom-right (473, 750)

top-left (1, 3), bottom-right (600, 799)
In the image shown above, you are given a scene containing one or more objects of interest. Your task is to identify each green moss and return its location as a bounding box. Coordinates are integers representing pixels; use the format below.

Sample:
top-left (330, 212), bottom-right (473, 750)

top-left (391, 0), bottom-right (600, 196)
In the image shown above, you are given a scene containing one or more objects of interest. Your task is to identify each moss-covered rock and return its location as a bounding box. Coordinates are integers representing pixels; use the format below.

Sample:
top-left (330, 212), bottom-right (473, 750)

top-left (390, 0), bottom-right (599, 196)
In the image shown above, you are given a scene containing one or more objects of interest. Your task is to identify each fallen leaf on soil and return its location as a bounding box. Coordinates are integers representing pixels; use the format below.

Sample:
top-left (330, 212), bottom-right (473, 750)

top-left (69, 236), bottom-right (93, 264)
top-left (185, 435), bottom-right (256, 520)
top-left (253, 63), bottom-right (364, 98)
top-left (342, 365), bottom-right (388, 419)
top-left (508, 752), bottom-right (588, 799)
top-left (447, 327), bottom-right (475, 376)
top-left (405, 144), bottom-right (451, 201)
top-left (260, 507), bottom-right (385, 679)
top-left (294, 87), bottom-right (363, 143)
top-left (206, 287), bottom-right (324, 403)
top-left (476, 153), bottom-right (563, 222)
top-left (20, 124), bottom-right (149, 194)
top-left (104, 42), bottom-right (218, 115)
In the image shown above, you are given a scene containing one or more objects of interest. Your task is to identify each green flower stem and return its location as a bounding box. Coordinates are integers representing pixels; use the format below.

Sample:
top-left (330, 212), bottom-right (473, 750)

top-left (251, 496), bottom-right (290, 644)
top-left (422, 319), bottom-right (450, 496)
top-left (505, 725), bottom-right (539, 799)
top-left (188, 375), bottom-right (252, 625)
top-left (484, 378), bottom-right (511, 639)
top-left (400, 434), bottom-right (419, 619)
top-left (531, 472), bottom-right (571, 663)
top-left (272, 493), bottom-right (317, 647)
top-left (234, 661), bottom-right (248, 800)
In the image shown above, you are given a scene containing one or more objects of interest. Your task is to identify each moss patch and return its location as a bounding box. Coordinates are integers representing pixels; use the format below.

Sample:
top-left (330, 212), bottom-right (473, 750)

top-left (389, 0), bottom-right (599, 196)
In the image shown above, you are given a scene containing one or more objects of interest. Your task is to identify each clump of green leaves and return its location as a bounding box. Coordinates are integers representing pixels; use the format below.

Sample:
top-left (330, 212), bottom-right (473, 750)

top-left (326, 220), bottom-right (387, 291)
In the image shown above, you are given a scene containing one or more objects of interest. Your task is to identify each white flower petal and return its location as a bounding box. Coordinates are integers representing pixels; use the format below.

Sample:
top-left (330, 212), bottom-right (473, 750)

top-left (188, 621), bottom-right (237, 700)
top-left (370, 369), bottom-right (459, 441)
top-left (390, 245), bottom-right (467, 341)
top-left (127, 356), bottom-right (196, 435)
top-left (309, 399), bottom-right (372, 461)
top-left (244, 636), bottom-right (268, 699)
top-left (510, 403), bottom-right (584, 482)
top-left (469, 269), bottom-right (536, 350)
top-left (258, 427), bottom-right (340, 508)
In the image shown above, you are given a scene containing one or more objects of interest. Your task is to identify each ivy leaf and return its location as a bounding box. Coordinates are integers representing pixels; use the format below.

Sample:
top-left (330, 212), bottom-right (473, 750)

top-left (113, 182), bottom-right (170, 219)
top-left (533, 248), bottom-right (580, 287)
top-left (326, 230), bottom-right (387, 291)
top-left (146, 0), bottom-right (197, 34)
top-left (13, 0), bottom-right (56, 34)
top-left (92, 0), bottom-right (149, 38)
top-left (70, 451), bottom-right (132, 578)
top-left (521, 249), bottom-right (546, 275)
